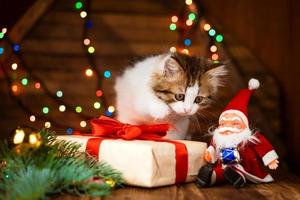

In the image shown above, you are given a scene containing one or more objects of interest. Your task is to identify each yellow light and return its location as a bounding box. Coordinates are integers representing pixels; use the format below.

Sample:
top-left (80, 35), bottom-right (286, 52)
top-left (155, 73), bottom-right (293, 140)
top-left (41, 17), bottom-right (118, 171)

top-left (210, 45), bottom-right (217, 52)
top-left (29, 133), bottom-right (37, 144)
top-left (85, 68), bottom-right (93, 77)
top-left (45, 122), bottom-right (51, 128)
top-left (11, 84), bottom-right (18, 93)
top-left (13, 129), bottom-right (25, 144)
top-left (29, 115), bottom-right (36, 122)
top-left (108, 106), bottom-right (115, 113)
top-left (83, 38), bottom-right (90, 46)
top-left (88, 46), bottom-right (95, 54)
top-left (203, 23), bottom-right (211, 31)
top-left (171, 16), bottom-right (178, 23)
top-left (59, 105), bottom-right (66, 112)
top-left (181, 49), bottom-right (189, 54)
top-left (186, 19), bottom-right (193, 26)
top-left (212, 53), bottom-right (219, 60)
top-left (11, 63), bottom-right (18, 70)
top-left (80, 121), bottom-right (87, 128)
top-left (169, 46), bottom-right (177, 53)
top-left (185, 0), bottom-right (193, 5)
top-left (80, 11), bottom-right (87, 18)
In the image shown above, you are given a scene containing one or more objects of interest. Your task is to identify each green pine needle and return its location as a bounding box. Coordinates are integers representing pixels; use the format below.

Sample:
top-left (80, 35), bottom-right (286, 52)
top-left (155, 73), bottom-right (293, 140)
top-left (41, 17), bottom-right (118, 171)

top-left (0, 129), bottom-right (123, 199)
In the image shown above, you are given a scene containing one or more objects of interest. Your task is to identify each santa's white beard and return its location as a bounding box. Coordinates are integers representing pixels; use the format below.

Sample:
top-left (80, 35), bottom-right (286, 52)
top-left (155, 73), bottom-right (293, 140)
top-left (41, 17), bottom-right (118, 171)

top-left (212, 128), bottom-right (257, 150)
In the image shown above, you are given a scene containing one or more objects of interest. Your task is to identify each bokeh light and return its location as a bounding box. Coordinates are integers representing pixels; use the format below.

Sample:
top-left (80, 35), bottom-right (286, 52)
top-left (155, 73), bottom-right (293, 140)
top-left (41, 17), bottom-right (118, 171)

top-left (83, 38), bottom-right (90, 46)
top-left (11, 63), bottom-right (18, 70)
top-left (216, 34), bottom-right (224, 42)
top-left (42, 107), bottom-right (49, 114)
top-left (94, 102), bottom-right (101, 109)
top-left (59, 105), bottom-right (66, 112)
top-left (45, 122), bottom-right (51, 128)
top-left (169, 23), bottom-right (176, 31)
top-left (171, 16), bottom-right (178, 23)
top-left (80, 11), bottom-right (87, 18)
top-left (203, 23), bottom-right (211, 31)
top-left (35, 82), bottom-right (41, 89)
top-left (29, 115), bottom-right (36, 122)
top-left (88, 46), bottom-right (95, 54)
top-left (210, 45), bottom-right (217, 52)
top-left (75, 106), bottom-right (82, 113)
top-left (108, 106), bottom-right (115, 113)
top-left (96, 90), bottom-right (103, 97)
top-left (66, 128), bottom-right (73, 135)
top-left (186, 19), bottom-right (193, 26)
top-left (0, 47), bottom-right (4, 55)
top-left (211, 53), bottom-right (219, 60)
top-left (188, 13), bottom-right (196, 21)
top-left (169, 46), bottom-right (176, 53)
top-left (184, 38), bottom-right (192, 46)
top-left (80, 121), bottom-right (87, 128)
top-left (208, 29), bottom-right (216, 36)
top-left (75, 1), bottom-right (83, 10)
top-left (185, 0), bottom-right (193, 5)
top-left (104, 70), bottom-right (111, 78)
top-left (21, 78), bottom-right (28, 86)
top-left (85, 68), bottom-right (93, 77)
top-left (56, 90), bottom-right (63, 98)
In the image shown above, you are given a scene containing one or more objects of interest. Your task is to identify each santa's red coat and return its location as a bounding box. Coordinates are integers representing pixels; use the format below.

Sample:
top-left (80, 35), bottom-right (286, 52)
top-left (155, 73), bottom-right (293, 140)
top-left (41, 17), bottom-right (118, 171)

top-left (207, 132), bottom-right (279, 183)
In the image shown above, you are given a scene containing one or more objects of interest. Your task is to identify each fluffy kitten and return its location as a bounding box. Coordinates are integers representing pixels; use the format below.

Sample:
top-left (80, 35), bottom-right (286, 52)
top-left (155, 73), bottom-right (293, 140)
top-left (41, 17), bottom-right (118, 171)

top-left (114, 53), bottom-right (227, 140)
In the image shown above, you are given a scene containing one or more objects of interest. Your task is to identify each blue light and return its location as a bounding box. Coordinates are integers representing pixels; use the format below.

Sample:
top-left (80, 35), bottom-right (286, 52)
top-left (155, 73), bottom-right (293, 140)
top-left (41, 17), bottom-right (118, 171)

top-left (184, 38), bottom-right (192, 46)
top-left (0, 47), bottom-right (3, 55)
top-left (208, 29), bottom-right (216, 37)
top-left (86, 21), bottom-right (93, 29)
top-left (66, 128), bottom-right (73, 135)
top-left (104, 70), bottom-right (111, 78)
top-left (105, 110), bottom-right (113, 117)
top-left (13, 44), bottom-right (20, 52)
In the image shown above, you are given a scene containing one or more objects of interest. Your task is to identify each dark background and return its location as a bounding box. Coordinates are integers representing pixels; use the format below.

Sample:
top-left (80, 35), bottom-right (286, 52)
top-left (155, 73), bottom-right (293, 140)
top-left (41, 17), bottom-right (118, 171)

top-left (1, 0), bottom-right (300, 175)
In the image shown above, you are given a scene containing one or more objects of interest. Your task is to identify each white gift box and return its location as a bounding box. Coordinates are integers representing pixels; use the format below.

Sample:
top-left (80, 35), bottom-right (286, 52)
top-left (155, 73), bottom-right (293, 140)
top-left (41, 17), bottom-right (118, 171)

top-left (57, 135), bottom-right (207, 187)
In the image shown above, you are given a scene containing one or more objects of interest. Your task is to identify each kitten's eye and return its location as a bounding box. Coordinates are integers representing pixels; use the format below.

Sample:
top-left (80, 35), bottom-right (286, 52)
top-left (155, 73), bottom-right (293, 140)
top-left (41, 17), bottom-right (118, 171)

top-left (194, 96), bottom-right (203, 104)
top-left (175, 94), bottom-right (185, 101)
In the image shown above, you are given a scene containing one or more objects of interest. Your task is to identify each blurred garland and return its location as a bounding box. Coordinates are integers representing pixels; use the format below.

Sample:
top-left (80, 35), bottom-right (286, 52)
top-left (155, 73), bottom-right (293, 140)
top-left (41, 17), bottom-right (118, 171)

top-left (0, 128), bottom-right (123, 199)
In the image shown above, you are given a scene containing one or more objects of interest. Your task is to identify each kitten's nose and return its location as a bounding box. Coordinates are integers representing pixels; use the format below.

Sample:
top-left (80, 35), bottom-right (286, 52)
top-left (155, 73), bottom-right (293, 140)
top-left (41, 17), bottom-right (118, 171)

top-left (184, 107), bottom-right (192, 113)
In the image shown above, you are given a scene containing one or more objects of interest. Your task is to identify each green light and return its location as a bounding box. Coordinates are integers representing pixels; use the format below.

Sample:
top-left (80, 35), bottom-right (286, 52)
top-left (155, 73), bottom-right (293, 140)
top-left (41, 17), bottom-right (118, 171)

top-left (94, 102), bottom-right (101, 109)
top-left (75, 1), bottom-right (83, 10)
top-left (208, 29), bottom-right (216, 36)
top-left (0, 32), bottom-right (4, 39)
top-left (216, 34), bottom-right (224, 42)
top-left (169, 23), bottom-right (177, 31)
top-left (188, 13), bottom-right (196, 21)
top-left (56, 90), bottom-right (63, 98)
top-left (21, 78), bottom-right (28, 86)
top-left (76, 106), bottom-right (82, 113)
top-left (42, 107), bottom-right (49, 114)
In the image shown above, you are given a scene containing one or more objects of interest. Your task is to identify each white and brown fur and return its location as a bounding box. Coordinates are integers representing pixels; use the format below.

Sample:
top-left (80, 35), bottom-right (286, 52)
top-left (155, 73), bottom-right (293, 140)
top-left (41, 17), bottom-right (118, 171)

top-left (114, 52), bottom-right (227, 140)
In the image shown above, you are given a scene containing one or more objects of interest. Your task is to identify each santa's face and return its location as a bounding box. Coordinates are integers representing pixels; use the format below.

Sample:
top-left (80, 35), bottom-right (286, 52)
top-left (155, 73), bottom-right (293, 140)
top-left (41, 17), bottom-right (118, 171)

top-left (218, 113), bottom-right (247, 135)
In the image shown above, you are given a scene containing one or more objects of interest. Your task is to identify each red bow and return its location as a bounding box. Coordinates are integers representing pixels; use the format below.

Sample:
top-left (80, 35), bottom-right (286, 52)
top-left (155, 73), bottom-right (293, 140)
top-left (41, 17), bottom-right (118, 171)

top-left (89, 116), bottom-right (170, 140)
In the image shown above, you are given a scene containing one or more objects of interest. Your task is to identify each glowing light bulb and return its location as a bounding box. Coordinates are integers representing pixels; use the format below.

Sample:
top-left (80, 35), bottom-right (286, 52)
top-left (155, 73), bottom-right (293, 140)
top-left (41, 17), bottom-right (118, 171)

top-left (56, 90), bottom-right (63, 97)
top-left (45, 121), bottom-right (51, 128)
top-left (75, 1), bottom-right (83, 10)
top-left (104, 70), bottom-right (111, 78)
top-left (88, 46), bottom-right (95, 54)
top-left (169, 23), bottom-right (177, 31)
top-left (184, 38), bottom-right (192, 46)
top-left (59, 105), bottom-right (66, 112)
top-left (94, 102), bottom-right (101, 109)
top-left (185, 0), bottom-right (193, 5)
top-left (203, 24), bottom-right (211, 31)
top-left (186, 19), bottom-right (193, 26)
top-left (35, 82), bottom-right (41, 89)
top-left (2, 28), bottom-right (7, 34)
top-left (29, 115), bottom-right (36, 122)
top-left (169, 46), bottom-right (176, 53)
top-left (108, 106), bottom-right (115, 113)
top-left (80, 11), bottom-right (87, 18)
top-left (85, 68), bottom-right (93, 77)
top-left (212, 53), bottom-right (219, 60)
top-left (171, 16), bottom-right (178, 23)
top-left (80, 121), bottom-right (87, 127)
top-left (21, 78), bottom-right (28, 86)
top-left (11, 84), bottom-right (18, 93)
top-left (42, 107), bottom-right (49, 114)
top-left (0, 32), bottom-right (4, 39)
top-left (11, 63), bottom-right (17, 70)
top-left (13, 44), bottom-right (20, 52)
top-left (83, 38), bottom-right (90, 45)
top-left (181, 49), bottom-right (189, 54)
top-left (13, 129), bottom-right (25, 144)
top-left (216, 34), bottom-right (224, 42)
top-left (188, 13), bottom-right (196, 21)
top-left (66, 128), bottom-right (73, 135)
top-left (75, 106), bottom-right (82, 113)
top-left (208, 29), bottom-right (216, 36)
top-left (210, 45), bottom-right (217, 52)
top-left (96, 90), bottom-right (103, 97)
top-left (0, 47), bottom-right (4, 55)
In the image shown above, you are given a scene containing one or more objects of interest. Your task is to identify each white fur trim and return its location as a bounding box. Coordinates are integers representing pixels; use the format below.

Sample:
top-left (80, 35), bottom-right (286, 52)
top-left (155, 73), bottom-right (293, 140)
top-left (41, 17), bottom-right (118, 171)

top-left (262, 150), bottom-right (279, 166)
top-left (207, 145), bottom-right (217, 163)
top-left (248, 78), bottom-right (260, 90)
top-left (233, 164), bottom-right (274, 183)
top-left (219, 110), bottom-right (249, 127)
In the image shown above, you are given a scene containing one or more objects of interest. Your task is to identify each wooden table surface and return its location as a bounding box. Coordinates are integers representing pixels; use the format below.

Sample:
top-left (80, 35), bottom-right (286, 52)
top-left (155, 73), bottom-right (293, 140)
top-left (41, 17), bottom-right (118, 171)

top-left (54, 171), bottom-right (300, 200)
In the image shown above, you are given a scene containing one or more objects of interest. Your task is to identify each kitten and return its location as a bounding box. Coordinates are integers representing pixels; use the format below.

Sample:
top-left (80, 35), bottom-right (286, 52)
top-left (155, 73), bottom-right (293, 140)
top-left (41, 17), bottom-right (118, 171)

top-left (114, 52), bottom-right (227, 140)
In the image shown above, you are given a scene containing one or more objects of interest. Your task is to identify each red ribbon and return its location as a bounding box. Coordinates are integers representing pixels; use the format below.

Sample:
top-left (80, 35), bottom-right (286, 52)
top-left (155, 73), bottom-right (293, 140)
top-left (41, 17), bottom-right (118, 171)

top-left (82, 116), bottom-right (188, 184)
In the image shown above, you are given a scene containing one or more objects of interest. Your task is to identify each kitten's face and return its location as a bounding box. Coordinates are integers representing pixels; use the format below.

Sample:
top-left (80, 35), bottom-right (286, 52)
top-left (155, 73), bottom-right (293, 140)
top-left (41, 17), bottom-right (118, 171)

top-left (151, 53), bottom-right (226, 116)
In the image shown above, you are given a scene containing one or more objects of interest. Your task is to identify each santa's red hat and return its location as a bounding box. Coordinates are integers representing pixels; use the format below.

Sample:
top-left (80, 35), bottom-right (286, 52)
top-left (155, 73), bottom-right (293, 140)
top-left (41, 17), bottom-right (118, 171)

top-left (219, 78), bottom-right (260, 127)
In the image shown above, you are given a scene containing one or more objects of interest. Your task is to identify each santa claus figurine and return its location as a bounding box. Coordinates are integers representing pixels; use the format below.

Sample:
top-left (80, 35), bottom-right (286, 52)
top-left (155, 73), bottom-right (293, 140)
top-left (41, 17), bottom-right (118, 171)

top-left (196, 78), bottom-right (279, 188)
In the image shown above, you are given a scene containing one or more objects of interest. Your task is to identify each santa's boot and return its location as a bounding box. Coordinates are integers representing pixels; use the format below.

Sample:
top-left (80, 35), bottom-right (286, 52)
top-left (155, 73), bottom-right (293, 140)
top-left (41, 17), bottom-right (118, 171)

top-left (223, 166), bottom-right (246, 188)
top-left (195, 164), bottom-right (213, 187)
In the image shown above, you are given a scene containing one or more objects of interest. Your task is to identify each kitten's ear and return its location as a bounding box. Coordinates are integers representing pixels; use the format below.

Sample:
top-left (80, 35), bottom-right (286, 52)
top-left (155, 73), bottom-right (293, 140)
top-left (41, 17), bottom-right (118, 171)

top-left (202, 64), bottom-right (227, 93)
top-left (163, 57), bottom-right (181, 77)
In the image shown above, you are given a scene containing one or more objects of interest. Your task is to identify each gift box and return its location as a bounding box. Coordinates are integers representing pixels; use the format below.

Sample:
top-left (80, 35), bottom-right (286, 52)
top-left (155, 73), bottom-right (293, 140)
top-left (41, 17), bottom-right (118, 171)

top-left (57, 116), bottom-right (207, 187)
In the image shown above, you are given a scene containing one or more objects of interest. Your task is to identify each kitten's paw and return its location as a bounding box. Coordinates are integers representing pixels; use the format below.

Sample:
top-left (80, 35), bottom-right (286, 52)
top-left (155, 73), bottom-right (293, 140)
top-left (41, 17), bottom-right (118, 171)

top-left (149, 103), bottom-right (171, 120)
